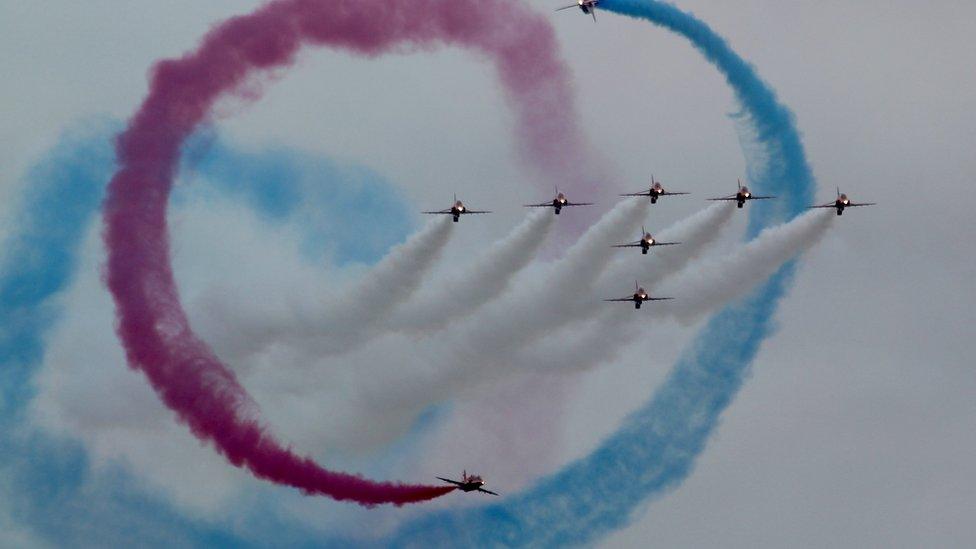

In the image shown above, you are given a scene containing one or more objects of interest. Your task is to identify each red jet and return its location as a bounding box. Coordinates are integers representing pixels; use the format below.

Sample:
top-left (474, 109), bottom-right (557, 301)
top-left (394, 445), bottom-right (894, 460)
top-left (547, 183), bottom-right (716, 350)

top-left (809, 187), bottom-right (876, 216)
top-left (605, 282), bottom-right (674, 310)
top-left (437, 471), bottom-right (499, 496)
top-left (619, 175), bottom-right (690, 204)
top-left (423, 194), bottom-right (491, 222)
top-left (612, 226), bottom-right (681, 255)
top-left (708, 179), bottom-right (775, 208)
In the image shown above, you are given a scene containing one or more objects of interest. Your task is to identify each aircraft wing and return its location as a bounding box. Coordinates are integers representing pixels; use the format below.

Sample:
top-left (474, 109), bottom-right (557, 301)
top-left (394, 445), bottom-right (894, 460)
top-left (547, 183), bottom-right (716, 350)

top-left (565, 202), bottom-right (594, 206)
top-left (555, 4), bottom-right (578, 11)
top-left (523, 202), bottom-right (554, 208)
top-left (749, 195), bottom-right (776, 200)
top-left (436, 477), bottom-right (464, 487)
top-left (707, 195), bottom-right (738, 201)
top-left (461, 209), bottom-right (492, 214)
top-left (847, 202), bottom-right (876, 207)
top-left (477, 488), bottom-right (500, 496)
top-left (619, 191), bottom-right (650, 197)
top-left (422, 209), bottom-right (452, 214)
top-left (646, 297), bottom-right (675, 301)
top-left (604, 297), bottom-right (634, 302)
top-left (808, 203), bottom-right (836, 209)
top-left (612, 242), bottom-right (642, 248)
top-left (653, 242), bottom-right (681, 246)
top-left (660, 191), bottom-right (690, 196)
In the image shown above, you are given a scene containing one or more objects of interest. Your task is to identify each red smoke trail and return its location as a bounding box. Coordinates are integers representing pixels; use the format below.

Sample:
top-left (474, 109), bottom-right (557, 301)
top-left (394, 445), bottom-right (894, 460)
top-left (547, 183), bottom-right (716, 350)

top-left (104, 0), bottom-right (589, 506)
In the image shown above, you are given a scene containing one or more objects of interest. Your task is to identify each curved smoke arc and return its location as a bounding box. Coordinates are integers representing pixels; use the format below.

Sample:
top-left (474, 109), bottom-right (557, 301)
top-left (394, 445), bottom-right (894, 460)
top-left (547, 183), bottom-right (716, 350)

top-left (103, 0), bottom-right (596, 506)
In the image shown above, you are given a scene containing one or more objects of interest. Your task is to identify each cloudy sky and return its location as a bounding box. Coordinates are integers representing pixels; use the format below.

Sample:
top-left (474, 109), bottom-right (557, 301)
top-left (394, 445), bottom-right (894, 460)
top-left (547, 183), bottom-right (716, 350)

top-left (1, 0), bottom-right (974, 547)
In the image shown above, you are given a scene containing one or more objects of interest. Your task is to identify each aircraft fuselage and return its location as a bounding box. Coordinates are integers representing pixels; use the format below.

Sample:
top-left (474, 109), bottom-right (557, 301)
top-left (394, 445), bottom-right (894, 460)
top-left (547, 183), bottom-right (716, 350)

top-left (451, 203), bottom-right (466, 222)
top-left (736, 191), bottom-right (751, 208)
top-left (834, 196), bottom-right (850, 215)
top-left (640, 237), bottom-right (654, 254)
top-left (552, 197), bottom-right (568, 214)
top-left (456, 481), bottom-right (485, 492)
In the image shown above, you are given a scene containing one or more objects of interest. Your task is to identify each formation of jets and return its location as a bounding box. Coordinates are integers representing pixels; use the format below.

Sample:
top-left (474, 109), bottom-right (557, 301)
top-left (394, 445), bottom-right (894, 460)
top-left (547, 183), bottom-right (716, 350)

top-left (434, 6), bottom-right (876, 496)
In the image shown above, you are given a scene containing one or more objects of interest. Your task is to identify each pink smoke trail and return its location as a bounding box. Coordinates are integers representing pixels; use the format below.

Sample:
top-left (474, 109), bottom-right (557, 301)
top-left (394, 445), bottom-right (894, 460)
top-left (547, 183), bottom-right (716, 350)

top-left (103, 0), bottom-right (591, 506)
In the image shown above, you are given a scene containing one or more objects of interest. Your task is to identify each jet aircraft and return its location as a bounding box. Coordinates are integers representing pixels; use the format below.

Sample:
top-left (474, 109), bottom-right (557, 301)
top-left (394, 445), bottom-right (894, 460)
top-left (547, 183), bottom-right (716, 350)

top-left (524, 189), bottom-right (593, 215)
top-left (423, 194), bottom-right (491, 222)
top-left (612, 226), bottom-right (681, 255)
top-left (619, 175), bottom-right (690, 204)
top-left (605, 282), bottom-right (674, 309)
top-left (809, 187), bottom-right (876, 215)
top-left (708, 179), bottom-right (775, 208)
top-left (437, 471), bottom-right (499, 496)
top-left (556, 0), bottom-right (600, 21)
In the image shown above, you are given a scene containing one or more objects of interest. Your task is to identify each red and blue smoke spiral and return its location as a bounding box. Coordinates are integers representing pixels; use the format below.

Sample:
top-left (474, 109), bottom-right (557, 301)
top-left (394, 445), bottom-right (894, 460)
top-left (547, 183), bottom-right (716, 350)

top-left (0, 0), bottom-right (816, 544)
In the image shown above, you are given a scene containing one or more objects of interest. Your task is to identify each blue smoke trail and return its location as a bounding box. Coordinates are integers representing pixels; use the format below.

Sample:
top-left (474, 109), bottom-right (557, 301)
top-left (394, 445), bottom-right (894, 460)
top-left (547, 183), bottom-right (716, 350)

top-left (181, 130), bottom-right (414, 265)
top-left (382, 0), bottom-right (816, 545)
top-left (0, 123), bottom-right (414, 546)
top-left (0, 123), bottom-right (112, 423)
top-left (0, 122), bottom-right (246, 546)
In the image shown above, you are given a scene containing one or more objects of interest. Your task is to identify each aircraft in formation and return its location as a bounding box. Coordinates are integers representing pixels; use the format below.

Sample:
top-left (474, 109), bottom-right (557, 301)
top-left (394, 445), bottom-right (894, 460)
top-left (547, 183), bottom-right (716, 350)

top-left (435, 6), bottom-right (879, 492)
top-left (810, 187), bottom-right (876, 215)
top-left (437, 471), bottom-right (499, 496)
top-left (524, 189), bottom-right (594, 215)
top-left (423, 194), bottom-right (491, 222)
top-left (556, 0), bottom-right (600, 21)
top-left (613, 226), bottom-right (680, 255)
top-left (708, 179), bottom-right (775, 208)
top-left (619, 175), bottom-right (690, 204)
top-left (605, 282), bottom-right (674, 310)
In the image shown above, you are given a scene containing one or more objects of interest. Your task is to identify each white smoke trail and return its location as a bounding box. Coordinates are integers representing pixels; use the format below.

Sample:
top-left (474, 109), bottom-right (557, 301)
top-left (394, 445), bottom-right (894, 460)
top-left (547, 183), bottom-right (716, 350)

top-left (388, 210), bottom-right (554, 333)
top-left (495, 203), bottom-right (736, 350)
top-left (517, 209), bottom-right (833, 375)
top-left (595, 202), bottom-right (735, 298)
top-left (651, 209), bottom-right (834, 325)
top-left (196, 216), bottom-right (453, 362)
top-left (204, 202), bottom-right (823, 457)
top-left (284, 216), bottom-right (454, 354)
top-left (298, 200), bottom-right (647, 458)
top-left (448, 197), bottom-right (651, 354)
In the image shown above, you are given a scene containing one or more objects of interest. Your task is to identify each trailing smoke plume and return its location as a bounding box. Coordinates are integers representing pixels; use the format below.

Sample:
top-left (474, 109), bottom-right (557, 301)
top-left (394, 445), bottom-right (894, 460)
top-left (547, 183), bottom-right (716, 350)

top-left (653, 209), bottom-right (834, 324)
top-left (522, 209), bottom-right (832, 374)
top-left (389, 210), bottom-right (554, 333)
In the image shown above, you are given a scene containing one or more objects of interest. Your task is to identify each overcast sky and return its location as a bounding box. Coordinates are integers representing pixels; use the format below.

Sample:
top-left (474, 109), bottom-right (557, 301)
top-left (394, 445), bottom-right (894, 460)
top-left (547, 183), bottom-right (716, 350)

top-left (1, 1), bottom-right (974, 547)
